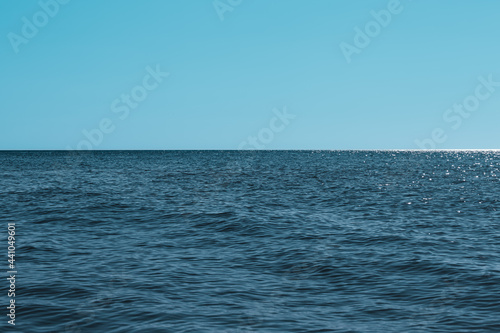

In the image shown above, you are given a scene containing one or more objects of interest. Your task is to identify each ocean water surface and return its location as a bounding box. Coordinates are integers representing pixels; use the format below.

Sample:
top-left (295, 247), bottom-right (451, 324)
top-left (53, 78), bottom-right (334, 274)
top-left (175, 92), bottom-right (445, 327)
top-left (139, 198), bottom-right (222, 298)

top-left (1, 150), bottom-right (500, 332)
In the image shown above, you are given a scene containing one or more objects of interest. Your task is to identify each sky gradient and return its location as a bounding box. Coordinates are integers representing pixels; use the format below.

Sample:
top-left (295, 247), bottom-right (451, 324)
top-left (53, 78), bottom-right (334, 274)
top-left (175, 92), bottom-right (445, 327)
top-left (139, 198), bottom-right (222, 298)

top-left (2, 0), bottom-right (500, 150)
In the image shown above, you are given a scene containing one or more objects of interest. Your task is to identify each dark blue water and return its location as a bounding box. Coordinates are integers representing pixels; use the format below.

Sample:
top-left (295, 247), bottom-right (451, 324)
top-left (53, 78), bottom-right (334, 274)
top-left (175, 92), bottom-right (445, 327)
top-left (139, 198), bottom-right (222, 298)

top-left (1, 151), bottom-right (500, 333)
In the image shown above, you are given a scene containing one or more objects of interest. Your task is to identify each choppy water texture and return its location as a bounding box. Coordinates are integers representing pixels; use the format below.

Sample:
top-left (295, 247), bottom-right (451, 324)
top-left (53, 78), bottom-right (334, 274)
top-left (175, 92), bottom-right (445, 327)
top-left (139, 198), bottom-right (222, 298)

top-left (1, 150), bottom-right (500, 333)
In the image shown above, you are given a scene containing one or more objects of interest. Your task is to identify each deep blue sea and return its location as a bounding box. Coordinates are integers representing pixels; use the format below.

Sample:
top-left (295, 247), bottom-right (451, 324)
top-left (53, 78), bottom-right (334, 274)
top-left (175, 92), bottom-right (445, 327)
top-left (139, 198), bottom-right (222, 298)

top-left (1, 150), bottom-right (500, 333)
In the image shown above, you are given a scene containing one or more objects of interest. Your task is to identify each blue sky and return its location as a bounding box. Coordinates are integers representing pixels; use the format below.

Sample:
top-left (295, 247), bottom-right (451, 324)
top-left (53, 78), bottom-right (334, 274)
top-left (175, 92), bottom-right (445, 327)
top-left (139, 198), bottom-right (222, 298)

top-left (1, 0), bottom-right (500, 150)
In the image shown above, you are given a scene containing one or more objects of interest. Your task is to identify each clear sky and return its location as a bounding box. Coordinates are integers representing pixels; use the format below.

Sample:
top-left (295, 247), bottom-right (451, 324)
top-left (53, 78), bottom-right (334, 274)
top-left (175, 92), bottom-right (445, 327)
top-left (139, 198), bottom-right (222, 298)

top-left (1, 0), bottom-right (500, 150)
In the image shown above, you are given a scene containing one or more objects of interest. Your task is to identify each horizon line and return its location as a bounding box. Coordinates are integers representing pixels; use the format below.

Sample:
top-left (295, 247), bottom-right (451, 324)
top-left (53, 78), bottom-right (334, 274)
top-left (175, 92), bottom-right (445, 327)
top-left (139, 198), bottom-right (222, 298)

top-left (1, 149), bottom-right (500, 152)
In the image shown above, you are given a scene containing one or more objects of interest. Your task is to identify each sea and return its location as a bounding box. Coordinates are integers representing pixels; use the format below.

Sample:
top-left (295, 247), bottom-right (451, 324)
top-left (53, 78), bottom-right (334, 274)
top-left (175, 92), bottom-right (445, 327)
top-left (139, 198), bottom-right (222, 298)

top-left (1, 150), bottom-right (499, 333)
